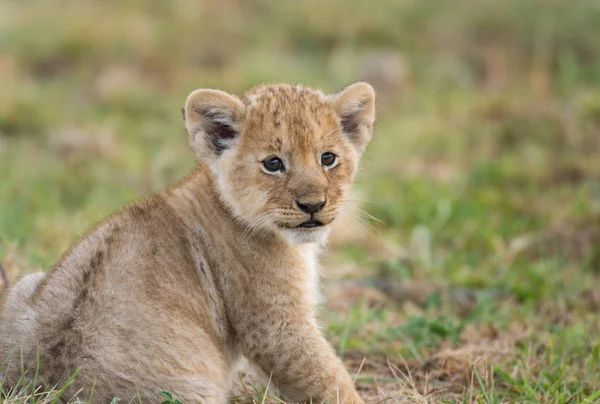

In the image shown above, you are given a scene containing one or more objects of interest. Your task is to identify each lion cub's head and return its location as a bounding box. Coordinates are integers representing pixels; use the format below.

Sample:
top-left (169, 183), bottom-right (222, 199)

top-left (183, 83), bottom-right (375, 244)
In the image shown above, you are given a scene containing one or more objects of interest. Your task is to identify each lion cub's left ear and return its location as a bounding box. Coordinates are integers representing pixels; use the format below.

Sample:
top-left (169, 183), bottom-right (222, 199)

top-left (184, 89), bottom-right (246, 160)
top-left (329, 82), bottom-right (376, 154)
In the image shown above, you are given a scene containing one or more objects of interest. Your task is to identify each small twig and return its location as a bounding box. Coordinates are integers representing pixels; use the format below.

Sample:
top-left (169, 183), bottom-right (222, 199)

top-left (261, 373), bottom-right (273, 404)
top-left (0, 259), bottom-right (8, 288)
top-left (353, 356), bottom-right (367, 383)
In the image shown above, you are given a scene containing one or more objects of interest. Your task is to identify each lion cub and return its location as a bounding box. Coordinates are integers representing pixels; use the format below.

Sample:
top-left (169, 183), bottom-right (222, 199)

top-left (0, 83), bottom-right (375, 403)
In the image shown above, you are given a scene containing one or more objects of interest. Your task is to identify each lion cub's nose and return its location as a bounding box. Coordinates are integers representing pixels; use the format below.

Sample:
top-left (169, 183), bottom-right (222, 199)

top-left (295, 199), bottom-right (326, 214)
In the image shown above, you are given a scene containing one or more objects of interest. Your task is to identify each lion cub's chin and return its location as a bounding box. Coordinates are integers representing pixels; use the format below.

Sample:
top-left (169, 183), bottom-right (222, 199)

top-left (281, 226), bottom-right (332, 245)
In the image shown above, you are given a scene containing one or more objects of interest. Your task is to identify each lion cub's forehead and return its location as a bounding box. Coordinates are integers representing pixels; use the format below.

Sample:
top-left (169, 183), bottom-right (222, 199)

top-left (242, 85), bottom-right (339, 140)
top-left (244, 84), bottom-right (327, 107)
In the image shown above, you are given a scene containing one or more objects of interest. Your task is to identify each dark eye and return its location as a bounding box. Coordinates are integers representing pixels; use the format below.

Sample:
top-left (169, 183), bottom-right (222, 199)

top-left (263, 157), bottom-right (284, 173)
top-left (321, 152), bottom-right (337, 167)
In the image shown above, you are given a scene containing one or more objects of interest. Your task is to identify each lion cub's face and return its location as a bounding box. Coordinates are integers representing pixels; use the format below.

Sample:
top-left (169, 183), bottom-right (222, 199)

top-left (184, 83), bottom-right (375, 244)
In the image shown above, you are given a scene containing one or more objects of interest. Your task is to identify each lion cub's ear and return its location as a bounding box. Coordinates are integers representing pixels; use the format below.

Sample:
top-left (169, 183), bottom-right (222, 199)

top-left (184, 89), bottom-right (246, 160)
top-left (329, 82), bottom-right (376, 154)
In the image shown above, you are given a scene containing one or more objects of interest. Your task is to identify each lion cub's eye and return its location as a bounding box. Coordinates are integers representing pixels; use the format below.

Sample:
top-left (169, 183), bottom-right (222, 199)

top-left (262, 157), bottom-right (285, 173)
top-left (321, 152), bottom-right (337, 167)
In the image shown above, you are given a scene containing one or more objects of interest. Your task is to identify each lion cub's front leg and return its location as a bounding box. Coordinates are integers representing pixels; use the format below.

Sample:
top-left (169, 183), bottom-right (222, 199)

top-left (235, 291), bottom-right (363, 403)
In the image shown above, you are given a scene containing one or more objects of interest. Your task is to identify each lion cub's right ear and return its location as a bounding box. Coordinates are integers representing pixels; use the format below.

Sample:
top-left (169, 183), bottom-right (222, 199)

top-left (184, 89), bottom-right (246, 160)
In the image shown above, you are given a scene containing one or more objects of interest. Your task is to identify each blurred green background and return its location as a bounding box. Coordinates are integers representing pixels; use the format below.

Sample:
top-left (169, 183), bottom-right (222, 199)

top-left (1, 0), bottom-right (600, 402)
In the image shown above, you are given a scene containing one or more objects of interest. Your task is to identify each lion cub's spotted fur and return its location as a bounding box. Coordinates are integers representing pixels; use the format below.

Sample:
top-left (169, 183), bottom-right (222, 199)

top-left (0, 83), bottom-right (375, 403)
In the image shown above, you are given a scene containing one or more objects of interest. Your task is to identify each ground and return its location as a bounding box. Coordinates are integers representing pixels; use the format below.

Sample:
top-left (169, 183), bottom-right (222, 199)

top-left (1, 0), bottom-right (600, 402)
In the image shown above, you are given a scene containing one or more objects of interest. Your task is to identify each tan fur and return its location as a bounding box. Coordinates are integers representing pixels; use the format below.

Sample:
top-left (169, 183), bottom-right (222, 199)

top-left (0, 83), bottom-right (375, 403)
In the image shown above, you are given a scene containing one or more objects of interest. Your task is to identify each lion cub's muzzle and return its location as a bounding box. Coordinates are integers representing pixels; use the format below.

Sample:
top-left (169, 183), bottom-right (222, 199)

top-left (294, 198), bottom-right (328, 228)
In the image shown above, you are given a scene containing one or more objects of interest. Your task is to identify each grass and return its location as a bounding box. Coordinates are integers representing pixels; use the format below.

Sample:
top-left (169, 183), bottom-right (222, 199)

top-left (1, 0), bottom-right (600, 402)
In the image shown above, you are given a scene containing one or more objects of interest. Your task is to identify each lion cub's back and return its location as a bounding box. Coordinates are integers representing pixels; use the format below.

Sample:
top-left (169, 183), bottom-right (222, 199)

top-left (1, 197), bottom-right (230, 401)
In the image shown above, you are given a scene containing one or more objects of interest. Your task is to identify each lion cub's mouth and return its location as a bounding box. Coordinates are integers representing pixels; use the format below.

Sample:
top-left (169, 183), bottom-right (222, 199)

top-left (296, 220), bottom-right (324, 229)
